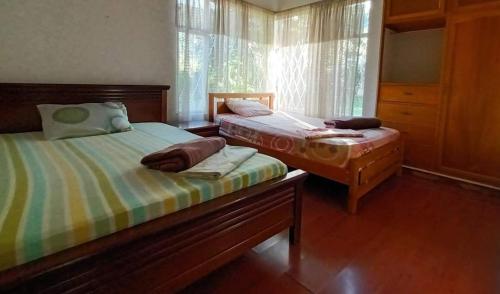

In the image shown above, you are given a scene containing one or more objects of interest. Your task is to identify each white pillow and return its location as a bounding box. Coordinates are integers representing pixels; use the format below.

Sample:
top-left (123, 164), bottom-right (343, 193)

top-left (37, 102), bottom-right (132, 140)
top-left (225, 100), bottom-right (273, 117)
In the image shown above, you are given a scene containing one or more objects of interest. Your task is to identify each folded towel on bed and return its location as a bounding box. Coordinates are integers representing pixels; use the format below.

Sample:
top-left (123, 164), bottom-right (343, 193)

top-left (324, 117), bottom-right (381, 130)
top-left (141, 136), bottom-right (226, 172)
top-left (179, 146), bottom-right (258, 180)
top-left (300, 128), bottom-right (363, 140)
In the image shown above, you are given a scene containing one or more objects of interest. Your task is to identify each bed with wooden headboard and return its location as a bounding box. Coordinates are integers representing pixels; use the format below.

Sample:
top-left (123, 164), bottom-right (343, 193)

top-left (0, 84), bottom-right (306, 293)
top-left (209, 92), bottom-right (403, 214)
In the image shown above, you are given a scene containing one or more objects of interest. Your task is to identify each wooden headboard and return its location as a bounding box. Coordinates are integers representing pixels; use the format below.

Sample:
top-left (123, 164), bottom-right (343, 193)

top-left (208, 92), bottom-right (275, 122)
top-left (0, 83), bottom-right (170, 133)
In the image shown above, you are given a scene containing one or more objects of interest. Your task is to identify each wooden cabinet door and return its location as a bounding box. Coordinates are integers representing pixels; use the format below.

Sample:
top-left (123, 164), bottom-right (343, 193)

top-left (386, 0), bottom-right (445, 20)
top-left (451, 0), bottom-right (500, 11)
top-left (439, 11), bottom-right (500, 186)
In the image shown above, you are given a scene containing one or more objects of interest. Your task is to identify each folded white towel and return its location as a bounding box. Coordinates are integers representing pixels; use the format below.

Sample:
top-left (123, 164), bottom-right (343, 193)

top-left (178, 145), bottom-right (258, 180)
top-left (298, 128), bottom-right (364, 140)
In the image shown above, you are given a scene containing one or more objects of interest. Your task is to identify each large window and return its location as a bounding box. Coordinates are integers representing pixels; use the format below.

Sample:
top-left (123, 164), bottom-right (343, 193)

top-left (176, 0), bottom-right (382, 120)
top-left (273, 0), bottom-right (373, 117)
top-left (176, 0), bottom-right (273, 121)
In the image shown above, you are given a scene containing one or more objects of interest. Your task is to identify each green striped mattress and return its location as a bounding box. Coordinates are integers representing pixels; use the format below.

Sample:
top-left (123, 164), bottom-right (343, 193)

top-left (0, 123), bottom-right (287, 271)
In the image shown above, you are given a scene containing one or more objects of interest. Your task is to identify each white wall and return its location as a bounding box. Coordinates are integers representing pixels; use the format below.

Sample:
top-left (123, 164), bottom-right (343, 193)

top-left (246, 0), bottom-right (320, 11)
top-left (0, 0), bottom-right (178, 117)
top-left (277, 0), bottom-right (321, 10)
top-left (363, 0), bottom-right (383, 116)
top-left (246, 0), bottom-right (281, 11)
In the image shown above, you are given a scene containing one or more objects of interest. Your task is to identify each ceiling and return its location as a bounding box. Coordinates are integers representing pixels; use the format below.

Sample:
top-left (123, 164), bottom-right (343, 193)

top-left (246, 0), bottom-right (321, 11)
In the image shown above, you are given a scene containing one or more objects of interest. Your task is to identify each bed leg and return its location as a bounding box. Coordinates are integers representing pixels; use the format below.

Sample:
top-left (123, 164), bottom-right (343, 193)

top-left (347, 189), bottom-right (359, 214)
top-left (289, 225), bottom-right (300, 245)
top-left (289, 179), bottom-right (304, 245)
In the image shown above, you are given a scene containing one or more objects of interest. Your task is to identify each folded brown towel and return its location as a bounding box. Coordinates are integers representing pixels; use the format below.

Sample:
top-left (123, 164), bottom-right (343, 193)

top-left (324, 117), bottom-right (381, 130)
top-left (141, 137), bottom-right (226, 172)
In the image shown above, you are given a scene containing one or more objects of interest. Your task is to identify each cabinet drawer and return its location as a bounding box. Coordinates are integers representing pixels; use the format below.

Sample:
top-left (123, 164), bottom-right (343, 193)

top-left (378, 102), bottom-right (437, 127)
top-left (359, 148), bottom-right (402, 185)
top-left (380, 84), bottom-right (440, 104)
top-left (452, 0), bottom-right (500, 11)
top-left (382, 121), bottom-right (436, 146)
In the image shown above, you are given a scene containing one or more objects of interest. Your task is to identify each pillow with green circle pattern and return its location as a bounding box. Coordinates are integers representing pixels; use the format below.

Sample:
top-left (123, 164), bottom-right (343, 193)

top-left (37, 102), bottom-right (132, 140)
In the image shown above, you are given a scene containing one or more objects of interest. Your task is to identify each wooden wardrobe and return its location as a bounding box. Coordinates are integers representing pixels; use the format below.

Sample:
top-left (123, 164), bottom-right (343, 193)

top-left (378, 0), bottom-right (500, 188)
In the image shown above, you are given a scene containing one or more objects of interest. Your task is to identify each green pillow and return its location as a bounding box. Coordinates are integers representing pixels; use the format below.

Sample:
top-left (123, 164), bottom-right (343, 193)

top-left (37, 102), bottom-right (132, 140)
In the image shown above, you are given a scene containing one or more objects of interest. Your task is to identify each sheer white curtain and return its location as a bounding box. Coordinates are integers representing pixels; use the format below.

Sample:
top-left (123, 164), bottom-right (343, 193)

top-left (272, 0), bottom-right (382, 118)
top-left (176, 0), bottom-right (382, 120)
top-left (176, 0), bottom-right (273, 121)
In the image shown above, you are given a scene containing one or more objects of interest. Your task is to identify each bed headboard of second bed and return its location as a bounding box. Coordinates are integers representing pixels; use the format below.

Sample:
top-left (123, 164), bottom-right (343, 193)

top-left (208, 92), bottom-right (275, 122)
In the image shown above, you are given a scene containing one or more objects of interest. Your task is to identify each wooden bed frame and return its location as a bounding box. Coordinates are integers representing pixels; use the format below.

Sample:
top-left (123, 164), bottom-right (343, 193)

top-left (0, 84), bottom-right (307, 293)
top-left (209, 92), bottom-right (403, 214)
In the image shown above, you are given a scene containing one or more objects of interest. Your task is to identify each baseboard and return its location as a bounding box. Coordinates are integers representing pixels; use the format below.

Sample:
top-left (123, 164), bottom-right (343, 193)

top-left (403, 165), bottom-right (500, 191)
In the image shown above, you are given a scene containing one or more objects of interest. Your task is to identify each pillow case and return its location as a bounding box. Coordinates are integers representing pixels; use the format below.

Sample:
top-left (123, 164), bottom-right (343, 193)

top-left (37, 102), bottom-right (132, 140)
top-left (225, 100), bottom-right (273, 117)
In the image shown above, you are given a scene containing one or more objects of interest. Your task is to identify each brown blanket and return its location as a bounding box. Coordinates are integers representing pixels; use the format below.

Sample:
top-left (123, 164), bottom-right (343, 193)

top-left (324, 117), bottom-right (381, 130)
top-left (141, 137), bottom-right (226, 172)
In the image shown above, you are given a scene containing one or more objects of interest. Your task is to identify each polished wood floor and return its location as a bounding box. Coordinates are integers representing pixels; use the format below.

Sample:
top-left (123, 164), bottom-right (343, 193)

top-left (181, 172), bottom-right (500, 294)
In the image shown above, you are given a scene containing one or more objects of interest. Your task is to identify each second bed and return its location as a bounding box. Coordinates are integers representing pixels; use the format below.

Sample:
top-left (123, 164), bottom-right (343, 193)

top-left (209, 93), bottom-right (403, 213)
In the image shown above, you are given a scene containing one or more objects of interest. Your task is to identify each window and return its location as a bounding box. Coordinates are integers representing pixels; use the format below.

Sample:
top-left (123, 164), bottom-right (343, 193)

top-left (176, 0), bottom-right (382, 120)
top-left (176, 0), bottom-right (273, 121)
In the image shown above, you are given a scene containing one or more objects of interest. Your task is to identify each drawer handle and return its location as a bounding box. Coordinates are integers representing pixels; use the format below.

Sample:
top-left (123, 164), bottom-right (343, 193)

top-left (403, 92), bottom-right (413, 96)
top-left (401, 111), bottom-right (411, 116)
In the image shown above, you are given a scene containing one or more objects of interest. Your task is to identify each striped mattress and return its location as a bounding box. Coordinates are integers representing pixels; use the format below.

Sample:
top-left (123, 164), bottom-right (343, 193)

top-left (0, 123), bottom-right (287, 271)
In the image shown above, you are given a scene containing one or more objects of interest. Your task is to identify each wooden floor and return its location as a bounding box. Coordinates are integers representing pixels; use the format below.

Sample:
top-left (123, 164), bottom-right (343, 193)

top-left (181, 172), bottom-right (500, 294)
